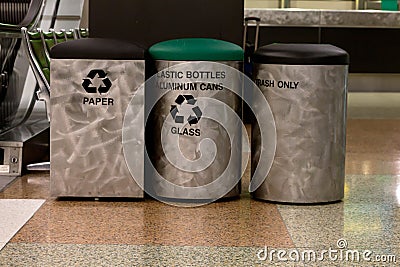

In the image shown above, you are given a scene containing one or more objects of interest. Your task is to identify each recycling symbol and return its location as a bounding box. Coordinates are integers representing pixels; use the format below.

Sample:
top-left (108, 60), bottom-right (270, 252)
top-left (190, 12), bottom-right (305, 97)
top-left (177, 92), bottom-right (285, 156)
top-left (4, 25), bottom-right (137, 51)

top-left (170, 95), bottom-right (202, 126)
top-left (82, 69), bottom-right (112, 94)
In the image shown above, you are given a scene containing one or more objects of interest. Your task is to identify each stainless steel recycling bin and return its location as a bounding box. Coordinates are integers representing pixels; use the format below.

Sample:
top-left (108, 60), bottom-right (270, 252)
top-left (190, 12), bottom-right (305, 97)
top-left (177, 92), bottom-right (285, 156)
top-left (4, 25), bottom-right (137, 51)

top-left (251, 43), bottom-right (349, 203)
top-left (147, 38), bottom-right (243, 202)
top-left (50, 38), bottom-right (145, 198)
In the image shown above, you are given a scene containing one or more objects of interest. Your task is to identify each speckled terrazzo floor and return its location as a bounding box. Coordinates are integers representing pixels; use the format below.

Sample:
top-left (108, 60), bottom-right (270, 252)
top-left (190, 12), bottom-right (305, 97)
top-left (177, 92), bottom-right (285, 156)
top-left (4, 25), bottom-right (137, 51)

top-left (1, 116), bottom-right (400, 265)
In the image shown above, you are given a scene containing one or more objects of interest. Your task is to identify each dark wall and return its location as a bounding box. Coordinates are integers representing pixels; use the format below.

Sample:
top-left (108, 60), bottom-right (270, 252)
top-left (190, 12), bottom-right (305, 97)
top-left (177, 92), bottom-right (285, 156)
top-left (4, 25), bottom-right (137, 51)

top-left (90, 2), bottom-right (400, 73)
top-left (245, 26), bottom-right (320, 46)
top-left (246, 26), bottom-right (400, 73)
top-left (89, 0), bottom-right (244, 48)
top-left (321, 28), bottom-right (400, 73)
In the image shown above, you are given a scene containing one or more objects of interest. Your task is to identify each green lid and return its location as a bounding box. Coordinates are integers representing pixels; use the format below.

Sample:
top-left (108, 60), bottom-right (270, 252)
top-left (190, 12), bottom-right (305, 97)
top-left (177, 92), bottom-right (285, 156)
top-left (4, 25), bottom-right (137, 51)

top-left (149, 38), bottom-right (243, 61)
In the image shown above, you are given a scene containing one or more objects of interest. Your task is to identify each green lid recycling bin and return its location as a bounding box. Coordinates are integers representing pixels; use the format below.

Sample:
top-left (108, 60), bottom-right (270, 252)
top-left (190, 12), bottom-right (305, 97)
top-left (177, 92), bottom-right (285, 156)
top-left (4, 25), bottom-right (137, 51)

top-left (146, 38), bottom-right (244, 203)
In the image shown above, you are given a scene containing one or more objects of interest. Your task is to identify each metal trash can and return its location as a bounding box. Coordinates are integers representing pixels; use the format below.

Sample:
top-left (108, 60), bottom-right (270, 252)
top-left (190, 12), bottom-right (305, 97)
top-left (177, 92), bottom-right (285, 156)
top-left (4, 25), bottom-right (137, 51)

top-left (147, 38), bottom-right (243, 202)
top-left (251, 43), bottom-right (349, 203)
top-left (50, 38), bottom-right (145, 198)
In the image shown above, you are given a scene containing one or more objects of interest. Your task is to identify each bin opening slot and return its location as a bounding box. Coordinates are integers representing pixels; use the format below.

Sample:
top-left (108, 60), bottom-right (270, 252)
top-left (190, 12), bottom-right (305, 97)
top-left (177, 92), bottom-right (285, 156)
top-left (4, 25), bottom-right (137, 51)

top-left (0, 148), bottom-right (4, 165)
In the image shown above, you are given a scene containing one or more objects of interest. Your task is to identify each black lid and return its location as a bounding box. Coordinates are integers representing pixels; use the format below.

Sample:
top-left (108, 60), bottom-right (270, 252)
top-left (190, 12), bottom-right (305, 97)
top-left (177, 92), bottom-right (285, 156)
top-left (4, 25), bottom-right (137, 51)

top-left (252, 43), bottom-right (349, 65)
top-left (50, 38), bottom-right (145, 60)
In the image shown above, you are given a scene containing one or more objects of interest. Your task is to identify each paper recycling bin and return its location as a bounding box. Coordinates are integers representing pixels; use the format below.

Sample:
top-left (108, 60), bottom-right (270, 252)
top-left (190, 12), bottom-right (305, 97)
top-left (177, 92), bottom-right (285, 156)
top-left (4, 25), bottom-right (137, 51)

top-left (50, 38), bottom-right (145, 198)
top-left (251, 43), bottom-right (349, 203)
top-left (147, 38), bottom-right (243, 201)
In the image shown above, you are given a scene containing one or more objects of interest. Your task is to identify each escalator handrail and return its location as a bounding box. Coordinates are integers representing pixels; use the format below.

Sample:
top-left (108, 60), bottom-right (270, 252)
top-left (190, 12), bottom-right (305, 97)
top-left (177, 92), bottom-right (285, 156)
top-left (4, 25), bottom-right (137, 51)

top-left (0, 0), bottom-right (45, 36)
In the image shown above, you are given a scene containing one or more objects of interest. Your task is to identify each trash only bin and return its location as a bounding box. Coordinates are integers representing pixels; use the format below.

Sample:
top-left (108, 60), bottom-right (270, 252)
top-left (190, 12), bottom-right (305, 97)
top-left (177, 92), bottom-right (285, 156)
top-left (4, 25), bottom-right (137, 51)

top-left (147, 38), bottom-right (243, 202)
top-left (50, 38), bottom-right (145, 198)
top-left (251, 43), bottom-right (349, 203)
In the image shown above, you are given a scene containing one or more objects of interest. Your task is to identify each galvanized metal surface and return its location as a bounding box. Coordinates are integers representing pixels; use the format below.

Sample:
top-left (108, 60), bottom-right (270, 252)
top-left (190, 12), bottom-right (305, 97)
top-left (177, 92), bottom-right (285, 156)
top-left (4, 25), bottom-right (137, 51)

top-left (252, 64), bottom-right (348, 203)
top-left (147, 61), bottom-right (243, 200)
top-left (245, 8), bottom-right (400, 28)
top-left (50, 59), bottom-right (144, 197)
